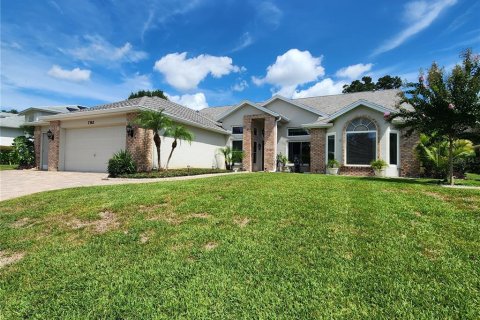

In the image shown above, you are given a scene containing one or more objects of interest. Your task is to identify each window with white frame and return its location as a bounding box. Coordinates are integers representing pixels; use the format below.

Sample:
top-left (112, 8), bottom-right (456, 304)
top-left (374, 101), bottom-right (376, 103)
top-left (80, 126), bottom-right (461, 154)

top-left (346, 117), bottom-right (377, 165)
top-left (389, 132), bottom-right (399, 165)
top-left (287, 128), bottom-right (309, 137)
top-left (327, 134), bottom-right (335, 161)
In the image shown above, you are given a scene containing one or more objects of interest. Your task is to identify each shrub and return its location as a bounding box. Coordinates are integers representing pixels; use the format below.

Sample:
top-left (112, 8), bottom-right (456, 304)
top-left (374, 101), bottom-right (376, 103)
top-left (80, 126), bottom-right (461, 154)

top-left (108, 150), bottom-right (137, 177)
top-left (12, 136), bottom-right (34, 166)
top-left (117, 168), bottom-right (228, 179)
top-left (370, 159), bottom-right (388, 170)
top-left (327, 159), bottom-right (340, 168)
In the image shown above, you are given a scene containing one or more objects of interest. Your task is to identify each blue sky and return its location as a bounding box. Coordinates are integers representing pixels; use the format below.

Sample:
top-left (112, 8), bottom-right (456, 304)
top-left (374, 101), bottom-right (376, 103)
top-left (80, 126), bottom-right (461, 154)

top-left (1, 0), bottom-right (479, 110)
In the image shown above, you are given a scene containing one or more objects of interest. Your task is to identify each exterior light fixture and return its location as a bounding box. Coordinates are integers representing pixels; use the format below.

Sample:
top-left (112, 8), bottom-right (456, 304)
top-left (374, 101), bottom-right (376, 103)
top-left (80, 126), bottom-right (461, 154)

top-left (46, 129), bottom-right (54, 141)
top-left (126, 124), bottom-right (134, 137)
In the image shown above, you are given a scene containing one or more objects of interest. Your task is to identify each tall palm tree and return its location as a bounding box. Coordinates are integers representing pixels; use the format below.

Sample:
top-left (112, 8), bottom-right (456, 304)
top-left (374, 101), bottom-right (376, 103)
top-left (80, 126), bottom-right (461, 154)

top-left (134, 110), bottom-right (171, 171)
top-left (164, 124), bottom-right (194, 170)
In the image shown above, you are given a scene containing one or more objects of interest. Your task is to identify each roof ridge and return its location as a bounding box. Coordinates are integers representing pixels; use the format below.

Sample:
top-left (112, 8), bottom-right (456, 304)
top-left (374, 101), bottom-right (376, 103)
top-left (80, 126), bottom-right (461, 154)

top-left (292, 88), bottom-right (401, 101)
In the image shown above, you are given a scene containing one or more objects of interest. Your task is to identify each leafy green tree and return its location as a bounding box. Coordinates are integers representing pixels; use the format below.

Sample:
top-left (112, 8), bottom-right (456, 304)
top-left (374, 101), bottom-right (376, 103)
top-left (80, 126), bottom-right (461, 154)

top-left (342, 76), bottom-right (376, 93)
top-left (12, 136), bottom-right (35, 166)
top-left (388, 49), bottom-right (480, 185)
top-left (376, 75), bottom-right (402, 90)
top-left (133, 110), bottom-right (172, 171)
top-left (128, 90), bottom-right (168, 100)
top-left (164, 124), bottom-right (194, 170)
top-left (1, 108), bottom-right (19, 114)
top-left (342, 75), bottom-right (402, 93)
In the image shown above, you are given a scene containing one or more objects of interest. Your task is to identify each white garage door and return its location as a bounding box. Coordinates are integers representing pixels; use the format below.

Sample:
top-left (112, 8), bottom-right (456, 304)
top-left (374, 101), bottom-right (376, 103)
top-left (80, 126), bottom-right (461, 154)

top-left (64, 126), bottom-right (126, 172)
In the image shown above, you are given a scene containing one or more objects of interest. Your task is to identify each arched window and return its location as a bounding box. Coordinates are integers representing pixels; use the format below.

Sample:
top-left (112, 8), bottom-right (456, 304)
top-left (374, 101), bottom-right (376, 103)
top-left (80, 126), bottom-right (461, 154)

top-left (346, 117), bottom-right (377, 165)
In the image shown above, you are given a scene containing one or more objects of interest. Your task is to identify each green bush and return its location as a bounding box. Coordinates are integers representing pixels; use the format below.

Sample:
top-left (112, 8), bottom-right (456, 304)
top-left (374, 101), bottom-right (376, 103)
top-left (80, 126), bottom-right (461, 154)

top-left (370, 159), bottom-right (388, 170)
top-left (117, 168), bottom-right (228, 179)
top-left (12, 136), bottom-right (34, 166)
top-left (108, 150), bottom-right (137, 177)
top-left (327, 159), bottom-right (340, 168)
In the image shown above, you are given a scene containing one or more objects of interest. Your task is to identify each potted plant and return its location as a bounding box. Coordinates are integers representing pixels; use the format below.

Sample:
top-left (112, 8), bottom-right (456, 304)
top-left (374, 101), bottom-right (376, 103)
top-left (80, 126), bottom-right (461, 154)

top-left (326, 159), bottom-right (340, 175)
top-left (276, 153), bottom-right (288, 172)
top-left (370, 159), bottom-right (388, 177)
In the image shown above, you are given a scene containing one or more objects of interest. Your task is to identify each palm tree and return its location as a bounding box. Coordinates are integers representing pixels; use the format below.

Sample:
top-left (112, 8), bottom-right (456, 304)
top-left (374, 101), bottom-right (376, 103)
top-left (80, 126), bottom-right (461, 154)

top-left (164, 124), bottom-right (194, 170)
top-left (134, 110), bottom-right (171, 171)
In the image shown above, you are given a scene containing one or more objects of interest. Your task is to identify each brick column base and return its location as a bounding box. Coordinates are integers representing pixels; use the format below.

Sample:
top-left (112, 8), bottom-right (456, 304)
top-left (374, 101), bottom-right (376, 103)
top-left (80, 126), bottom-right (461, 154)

top-left (48, 121), bottom-right (60, 171)
top-left (310, 128), bottom-right (326, 173)
top-left (400, 131), bottom-right (420, 177)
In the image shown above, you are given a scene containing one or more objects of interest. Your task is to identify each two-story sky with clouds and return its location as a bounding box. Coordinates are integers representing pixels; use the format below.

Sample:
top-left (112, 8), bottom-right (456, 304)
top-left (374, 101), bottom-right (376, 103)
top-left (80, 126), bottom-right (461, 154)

top-left (1, 0), bottom-right (479, 110)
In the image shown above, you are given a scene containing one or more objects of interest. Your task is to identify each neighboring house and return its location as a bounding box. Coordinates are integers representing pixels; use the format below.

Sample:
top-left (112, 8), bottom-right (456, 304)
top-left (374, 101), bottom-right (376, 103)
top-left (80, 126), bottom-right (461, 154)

top-left (32, 90), bottom-right (420, 177)
top-left (0, 112), bottom-right (25, 150)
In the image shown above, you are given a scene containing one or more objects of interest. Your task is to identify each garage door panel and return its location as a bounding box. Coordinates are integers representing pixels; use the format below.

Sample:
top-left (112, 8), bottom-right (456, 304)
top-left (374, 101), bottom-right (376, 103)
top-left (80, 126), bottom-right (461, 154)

top-left (64, 126), bottom-right (126, 172)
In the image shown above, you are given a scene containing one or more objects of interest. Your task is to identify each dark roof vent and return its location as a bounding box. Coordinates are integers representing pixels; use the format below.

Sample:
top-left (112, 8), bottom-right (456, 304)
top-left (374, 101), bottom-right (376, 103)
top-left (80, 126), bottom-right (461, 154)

top-left (67, 107), bottom-right (78, 112)
top-left (77, 106), bottom-right (87, 109)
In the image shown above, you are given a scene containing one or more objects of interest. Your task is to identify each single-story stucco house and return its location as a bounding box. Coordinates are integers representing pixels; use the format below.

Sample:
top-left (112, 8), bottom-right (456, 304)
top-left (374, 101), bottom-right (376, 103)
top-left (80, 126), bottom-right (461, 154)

top-left (31, 89), bottom-right (420, 177)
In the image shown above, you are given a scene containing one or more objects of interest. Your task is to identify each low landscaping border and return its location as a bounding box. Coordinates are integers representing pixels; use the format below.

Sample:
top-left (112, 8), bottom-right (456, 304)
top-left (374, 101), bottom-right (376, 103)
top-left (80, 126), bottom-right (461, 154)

top-left (116, 168), bottom-right (230, 179)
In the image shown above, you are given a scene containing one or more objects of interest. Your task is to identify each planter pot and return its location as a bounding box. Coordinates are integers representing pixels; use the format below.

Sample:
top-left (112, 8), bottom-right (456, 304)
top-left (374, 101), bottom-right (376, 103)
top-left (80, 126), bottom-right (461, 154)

top-left (374, 169), bottom-right (386, 177)
top-left (327, 167), bottom-right (339, 175)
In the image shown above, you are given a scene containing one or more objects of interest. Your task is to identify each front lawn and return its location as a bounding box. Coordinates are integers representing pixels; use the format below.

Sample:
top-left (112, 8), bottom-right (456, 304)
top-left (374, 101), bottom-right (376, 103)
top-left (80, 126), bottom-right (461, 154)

top-left (0, 174), bottom-right (479, 318)
top-left (0, 164), bottom-right (17, 171)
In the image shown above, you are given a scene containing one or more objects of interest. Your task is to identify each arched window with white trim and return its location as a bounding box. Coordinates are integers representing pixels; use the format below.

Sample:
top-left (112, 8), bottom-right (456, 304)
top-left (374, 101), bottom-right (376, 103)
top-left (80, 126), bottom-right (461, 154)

top-left (345, 117), bottom-right (377, 165)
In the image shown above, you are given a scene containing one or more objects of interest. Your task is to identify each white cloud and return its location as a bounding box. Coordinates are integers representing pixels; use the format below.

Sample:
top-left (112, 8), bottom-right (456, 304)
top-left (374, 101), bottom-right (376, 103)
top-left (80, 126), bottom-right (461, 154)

top-left (168, 93), bottom-right (208, 110)
top-left (232, 80), bottom-right (248, 92)
top-left (372, 0), bottom-right (457, 56)
top-left (1, 47), bottom-right (152, 108)
top-left (335, 63), bottom-right (373, 80)
top-left (292, 79), bottom-right (346, 99)
top-left (231, 32), bottom-right (254, 52)
top-left (255, 1), bottom-right (283, 28)
top-left (68, 35), bottom-right (148, 63)
top-left (47, 65), bottom-right (91, 82)
top-left (252, 49), bottom-right (325, 97)
top-left (154, 52), bottom-right (243, 91)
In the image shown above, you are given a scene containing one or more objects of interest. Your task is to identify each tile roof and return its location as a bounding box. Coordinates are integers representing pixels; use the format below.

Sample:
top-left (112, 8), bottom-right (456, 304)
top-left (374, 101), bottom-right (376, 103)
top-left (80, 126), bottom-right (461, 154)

top-left (199, 89), bottom-right (407, 121)
top-left (19, 105), bottom-right (83, 115)
top-left (0, 114), bottom-right (25, 128)
top-left (79, 97), bottom-right (227, 133)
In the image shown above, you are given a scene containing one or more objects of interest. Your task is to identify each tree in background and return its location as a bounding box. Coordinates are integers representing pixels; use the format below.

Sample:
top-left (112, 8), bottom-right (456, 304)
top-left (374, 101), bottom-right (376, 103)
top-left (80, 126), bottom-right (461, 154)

top-left (342, 75), bottom-right (402, 93)
top-left (388, 49), bottom-right (480, 185)
top-left (133, 110), bottom-right (172, 171)
top-left (1, 109), bottom-right (19, 114)
top-left (164, 124), bottom-right (194, 170)
top-left (128, 90), bottom-right (168, 100)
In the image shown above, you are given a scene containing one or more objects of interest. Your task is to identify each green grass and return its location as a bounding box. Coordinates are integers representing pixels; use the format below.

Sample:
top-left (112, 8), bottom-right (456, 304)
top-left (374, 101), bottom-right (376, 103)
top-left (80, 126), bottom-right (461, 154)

top-left (117, 168), bottom-right (229, 178)
top-left (0, 164), bottom-right (17, 171)
top-left (0, 174), bottom-right (479, 319)
top-left (457, 173), bottom-right (480, 187)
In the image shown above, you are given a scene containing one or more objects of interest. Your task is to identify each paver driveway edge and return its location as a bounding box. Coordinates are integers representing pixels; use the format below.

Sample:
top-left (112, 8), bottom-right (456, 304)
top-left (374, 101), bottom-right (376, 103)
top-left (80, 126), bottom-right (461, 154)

top-left (0, 170), bottom-right (248, 202)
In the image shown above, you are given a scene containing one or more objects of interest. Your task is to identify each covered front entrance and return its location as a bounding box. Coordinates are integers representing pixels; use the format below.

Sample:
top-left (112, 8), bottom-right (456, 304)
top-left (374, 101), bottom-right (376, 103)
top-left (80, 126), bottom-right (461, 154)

top-left (242, 114), bottom-right (276, 172)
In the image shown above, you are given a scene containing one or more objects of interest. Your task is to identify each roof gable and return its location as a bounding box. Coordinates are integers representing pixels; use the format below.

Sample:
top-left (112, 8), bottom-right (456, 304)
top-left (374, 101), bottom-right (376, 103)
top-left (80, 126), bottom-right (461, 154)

top-left (262, 95), bottom-right (326, 117)
top-left (217, 100), bottom-right (282, 121)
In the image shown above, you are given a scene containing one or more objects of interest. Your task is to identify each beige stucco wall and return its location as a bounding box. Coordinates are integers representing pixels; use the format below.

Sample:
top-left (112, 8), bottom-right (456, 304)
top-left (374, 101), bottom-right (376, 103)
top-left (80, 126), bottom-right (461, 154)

top-left (263, 99), bottom-right (319, 157)
top-left (326, 106), bottom-right (400, 176)
top-left (221, 104), bottom-right (267, 149)
top-left (153, 124), bottom-right (228, 169)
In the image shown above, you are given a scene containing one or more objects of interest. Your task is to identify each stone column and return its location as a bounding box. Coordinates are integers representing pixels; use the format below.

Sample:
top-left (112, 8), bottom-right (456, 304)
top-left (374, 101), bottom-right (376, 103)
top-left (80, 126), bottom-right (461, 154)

top-left (126, 112), bottom-right (153, 172)
top-left (263, 115), bottom-right (276, 171)
top-left (400, 131), bottom-right (420, 177)
top-left (242, 117), bottom-right (252, 171)
top-left (310, 128), bottom-right (326, 173)
top-left (34, 126), bottom-right (41, 169)
top-left (48, 121), bottom-right (60, 171)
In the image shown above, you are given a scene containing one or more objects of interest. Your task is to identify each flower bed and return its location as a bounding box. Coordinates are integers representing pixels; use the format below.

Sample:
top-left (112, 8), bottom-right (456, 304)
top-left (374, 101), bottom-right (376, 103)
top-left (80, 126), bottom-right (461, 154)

top-left (116, 168), bottom-right (229, 179)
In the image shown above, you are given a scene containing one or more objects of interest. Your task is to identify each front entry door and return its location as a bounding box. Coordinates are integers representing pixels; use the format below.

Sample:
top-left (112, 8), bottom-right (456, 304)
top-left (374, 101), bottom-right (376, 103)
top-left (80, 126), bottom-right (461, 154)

top-left (41, 133), bottom-right (48, 170)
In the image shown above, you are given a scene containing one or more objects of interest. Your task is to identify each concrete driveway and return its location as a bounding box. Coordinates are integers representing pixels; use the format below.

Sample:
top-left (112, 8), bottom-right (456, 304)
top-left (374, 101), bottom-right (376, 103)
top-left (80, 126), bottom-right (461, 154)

top-left (0, 170), bottom-right (240, 201)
